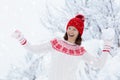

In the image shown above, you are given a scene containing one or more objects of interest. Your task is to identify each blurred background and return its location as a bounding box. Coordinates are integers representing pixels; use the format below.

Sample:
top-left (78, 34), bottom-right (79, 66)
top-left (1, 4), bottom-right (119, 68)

top-left (0, 0), bottom-right (120, 80)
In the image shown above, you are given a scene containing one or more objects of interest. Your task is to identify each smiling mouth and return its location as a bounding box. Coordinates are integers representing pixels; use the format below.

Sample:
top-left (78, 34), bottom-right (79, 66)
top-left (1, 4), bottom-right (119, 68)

top-left (68, 34), bottom-right (74, 37)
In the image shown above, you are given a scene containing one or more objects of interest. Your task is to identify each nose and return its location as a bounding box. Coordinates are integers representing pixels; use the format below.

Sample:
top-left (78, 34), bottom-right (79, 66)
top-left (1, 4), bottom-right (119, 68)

top-left (70, 29), bottom-right (75, 33)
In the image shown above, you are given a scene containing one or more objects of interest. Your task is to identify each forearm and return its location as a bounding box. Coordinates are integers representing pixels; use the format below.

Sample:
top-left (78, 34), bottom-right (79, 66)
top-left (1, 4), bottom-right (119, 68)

top-left (23, 41), bottom-right (52, 54)
top-left (12, 30), bottom-right (52, 54)
top-left (82, 52), bottom-right (109, 69)
top-left (23, 42), bottom-right (39, 53)
top-left (92, 52), bottom-right (108, 69)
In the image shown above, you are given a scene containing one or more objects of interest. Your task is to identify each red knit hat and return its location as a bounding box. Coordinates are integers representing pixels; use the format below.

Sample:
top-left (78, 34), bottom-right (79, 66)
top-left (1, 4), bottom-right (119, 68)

top-left (66, 14), bottom-right (85, 36)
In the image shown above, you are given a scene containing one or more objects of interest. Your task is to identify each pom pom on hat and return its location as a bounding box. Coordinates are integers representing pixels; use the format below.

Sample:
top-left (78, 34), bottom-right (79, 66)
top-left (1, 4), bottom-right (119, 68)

top-left (75, 14), bottom-right (85, 22)
top-left (66, 14), bottom-right (85, 36)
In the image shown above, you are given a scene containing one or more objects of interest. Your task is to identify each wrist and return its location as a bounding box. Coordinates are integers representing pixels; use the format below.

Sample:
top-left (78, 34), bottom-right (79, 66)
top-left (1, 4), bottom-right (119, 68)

top-left (102, 44), bottom-right (111, 53)
top-left (20, 39), bottom-right (27, 45)
top-left (102, 50), bottom-right (110, 52)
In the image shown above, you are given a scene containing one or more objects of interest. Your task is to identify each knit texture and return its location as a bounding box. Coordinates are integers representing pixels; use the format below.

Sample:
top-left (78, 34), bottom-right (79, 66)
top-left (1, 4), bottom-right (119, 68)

top-left (50, 38), bottom-right (86, 56)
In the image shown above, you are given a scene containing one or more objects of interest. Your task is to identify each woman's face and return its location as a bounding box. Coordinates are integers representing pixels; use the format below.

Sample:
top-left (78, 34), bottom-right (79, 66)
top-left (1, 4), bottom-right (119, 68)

top-left (66, 26), bottom-right (79, 42)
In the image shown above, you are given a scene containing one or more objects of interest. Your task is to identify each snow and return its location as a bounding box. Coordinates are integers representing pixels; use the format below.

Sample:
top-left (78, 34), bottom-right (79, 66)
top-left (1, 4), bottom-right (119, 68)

top-left (0, 0), bottom-right (120, 80)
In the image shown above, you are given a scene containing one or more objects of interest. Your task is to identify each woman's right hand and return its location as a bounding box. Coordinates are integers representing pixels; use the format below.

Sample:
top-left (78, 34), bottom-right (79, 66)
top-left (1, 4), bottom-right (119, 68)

top-left (12, 30), bottom-right (27, 45)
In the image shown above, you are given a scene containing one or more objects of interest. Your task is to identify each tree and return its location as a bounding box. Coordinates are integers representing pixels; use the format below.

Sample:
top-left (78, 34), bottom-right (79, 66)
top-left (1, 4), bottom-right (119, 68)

top-left (41, 0), bottom-right (120, 47)
top-left (5, 52), bottom-right (50, 80)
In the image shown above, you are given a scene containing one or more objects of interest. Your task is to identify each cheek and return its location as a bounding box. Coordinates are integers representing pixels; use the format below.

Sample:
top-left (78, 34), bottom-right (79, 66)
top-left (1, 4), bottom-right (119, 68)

top-left (75, 31), bottom-right (79, 35)
top-left (75, 32), bottom-right (79, 37)
top-left (66, 29), bottom-right (70, 34)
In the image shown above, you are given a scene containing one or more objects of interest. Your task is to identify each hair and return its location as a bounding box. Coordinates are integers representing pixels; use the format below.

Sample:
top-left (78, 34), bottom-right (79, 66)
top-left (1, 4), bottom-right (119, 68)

top-left (63, 32), bottom-right (82, 45)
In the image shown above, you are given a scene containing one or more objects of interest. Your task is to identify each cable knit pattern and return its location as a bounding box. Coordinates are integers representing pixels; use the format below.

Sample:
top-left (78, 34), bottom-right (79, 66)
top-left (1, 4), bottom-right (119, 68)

top-left (50, 38), bottom-right (86, 56)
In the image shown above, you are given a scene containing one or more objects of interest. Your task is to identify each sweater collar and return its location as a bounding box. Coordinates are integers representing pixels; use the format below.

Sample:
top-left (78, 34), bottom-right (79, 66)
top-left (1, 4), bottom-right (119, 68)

top-left (50, 38), bottom-right (86, 56)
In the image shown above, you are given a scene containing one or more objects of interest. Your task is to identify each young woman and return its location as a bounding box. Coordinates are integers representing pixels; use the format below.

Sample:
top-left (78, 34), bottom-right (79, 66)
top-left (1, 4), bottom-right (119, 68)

top-left (12, 14), bottom-right (113, 80)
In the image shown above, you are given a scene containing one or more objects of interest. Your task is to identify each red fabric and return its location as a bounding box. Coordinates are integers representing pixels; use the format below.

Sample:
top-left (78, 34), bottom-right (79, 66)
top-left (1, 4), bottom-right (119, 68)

top-left (102, 50), bottom-right (110, 52)
top-left (21, 39), bottom-right (27, 45)
top-left (66, 14), bottom-right (85, 36)
top-left (50, 38), bottom-right (86, 56)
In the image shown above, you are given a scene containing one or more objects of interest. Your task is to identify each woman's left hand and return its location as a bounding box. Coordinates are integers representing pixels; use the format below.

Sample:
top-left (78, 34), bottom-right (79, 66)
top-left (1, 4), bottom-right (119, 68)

top-left (101, 28), bottom-right (115, 52)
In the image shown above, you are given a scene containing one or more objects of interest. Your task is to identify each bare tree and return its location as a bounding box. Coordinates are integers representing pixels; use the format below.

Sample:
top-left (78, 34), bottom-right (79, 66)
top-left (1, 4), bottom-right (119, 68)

top-left (40, 0), bottom-right (120, 46)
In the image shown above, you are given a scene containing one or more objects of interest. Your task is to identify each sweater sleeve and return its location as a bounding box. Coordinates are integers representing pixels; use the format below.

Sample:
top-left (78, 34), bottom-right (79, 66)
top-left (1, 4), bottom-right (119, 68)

top-left (81, 50), bottom-right (109, 69)
top-left (23, 41), bottom-right (53, 55)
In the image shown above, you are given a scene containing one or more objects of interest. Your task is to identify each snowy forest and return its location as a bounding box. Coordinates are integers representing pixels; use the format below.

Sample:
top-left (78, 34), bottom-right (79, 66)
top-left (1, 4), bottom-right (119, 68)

top-left (0, 0), bottom-right (120, 80)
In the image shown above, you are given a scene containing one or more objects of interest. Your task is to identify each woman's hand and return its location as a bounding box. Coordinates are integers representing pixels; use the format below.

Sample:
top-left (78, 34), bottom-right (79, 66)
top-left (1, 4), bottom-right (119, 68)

top-left (102, 40), bottom-right (111, 52)
top-left (101, 28), bottom-right (115, 52)
top-left (12, 30), bottom-right (27, 45)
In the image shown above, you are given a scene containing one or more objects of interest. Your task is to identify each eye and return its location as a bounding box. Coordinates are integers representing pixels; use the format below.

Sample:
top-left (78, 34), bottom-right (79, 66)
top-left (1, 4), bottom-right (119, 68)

top-left (73, 29), bottom-right (77, 31)
top-left (68, 27), bottom-right (72, 30)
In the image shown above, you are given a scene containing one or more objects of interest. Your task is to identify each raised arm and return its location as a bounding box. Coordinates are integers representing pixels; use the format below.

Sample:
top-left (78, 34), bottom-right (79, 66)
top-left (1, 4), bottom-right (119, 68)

top-left (81, 28), bottom-right (115, 69)
top-left (23, 41), bottom-right (52, 54)
top-left (12, 30), bottom-right (52, 54)
top-left (81, 50), bottom-right (108, 69)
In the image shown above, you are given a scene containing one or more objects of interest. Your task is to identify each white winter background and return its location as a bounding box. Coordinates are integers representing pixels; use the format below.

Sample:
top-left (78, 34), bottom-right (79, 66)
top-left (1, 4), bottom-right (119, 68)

top-left (0, 0), bottom-right (120, 80)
